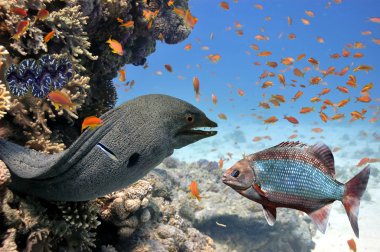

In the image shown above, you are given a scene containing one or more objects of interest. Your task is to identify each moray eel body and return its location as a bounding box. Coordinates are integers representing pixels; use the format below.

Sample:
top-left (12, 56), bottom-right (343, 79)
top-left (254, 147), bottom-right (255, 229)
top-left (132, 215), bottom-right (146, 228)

top-left (0, 94), bottom-right (217, 201)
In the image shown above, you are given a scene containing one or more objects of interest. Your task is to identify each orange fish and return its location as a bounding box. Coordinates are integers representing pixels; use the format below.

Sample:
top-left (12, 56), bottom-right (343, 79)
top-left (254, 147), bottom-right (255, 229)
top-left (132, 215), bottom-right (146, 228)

top-left (318, 88), bottom-right (330, 97)
top-left (300, 107), bottom-right (314, 114)
top-left (184, 44), bottom-right (192, 51)
top-left (278, 74), bottom-right (286, 86)
top-left (287, 16), bottom-right (292, 25)
top-left (219, 1), bottom-right (229, 10)
top-left (369, 17), bottom-right (380, 23)
top-left (250, 44), bottom-right (260, 50)
top-left (164, 64), bottom-right (173, 72)
top-left (309, 76), bottom-right (321, 85)
top-left (266, 61), bottom-right (278, 68)
top-left (12, 20), bottom-right (29, 40)
top-left (281, 57), bottom-right (294, 65)
top-left (288, 33), bottom-right (296, 40)
top-left (37, 9), bottom-right (49, 20)
top-left (208, 54), bottom-right (221, 63)
top-left (301, 18), bottom-right (310, 25)
top-left (106, 37), bottom-right (123, 56)
top-left (264, 116), bottom-right (278, 124)
top-left (353, 52), bottom-right (363, 58)
top-left (350, 111), bottom-right (365, 121)
top-left (182, 10), bottom-right (198, 29)
top-left (259, 102), bottom-right (270, 109)
top-left (43, 30), bottom-right (55, 43)
top-left (255, 4), bottom-right (264, 10)
top-left (316, 36), bottom-right (324, 43)
top-left (212, 94), bottom-right (218, 105)
top-left (322, 66), bottom-right (335, 77)
top-left (261, 81), bottom-right (273, 89)
top-left (218, 113), bottom-right (227, 120)
top-left (293, 68), bottom-right (304, 77)
top-left (353, 65), bottom-right (373, 73)
top-left (356, 157), bottom-right (370, 167)
top-left (272, 94), bottom-right (285, 103)
top-left (297, 53), bottom-right (306, 61)
top-left (167, 0), bottom-right (174, 6)
top-left (292, 91), bottom-right (303, 101)
top-left (312, 128), bottom-right (323, 133)
top-left (189, 180), bottom-right (201, 201)
top-left (288, 134), bottom-right (298, 139)
top-left (120, 20), bottom-right (134, 28)
top-left (347, 239), bottom-right (356, 252)
top-left (310, 97), bottom-right (321, 103)
top-left (320, 112), bottom-right (328, 123)
top-left (257, 51), bottom-right (272, 57)
top-left (323, 99), bottom-right (334, 106)
top-left (118, 69), bottom-right (126, 82)
top-left (81, 116), bottom-right (104, 132)
top-left (342, 48), bottom-right (350, 57)
top-left (337, 98), bottom-right (351, 107)
top-left (331, 113), bottom-right (345, 120)
top-left (336, 86), bottom-right (349, 93)
top-left (330, 53), bottom-right (340, 59)
top-left (11, 7), bottom-right (28, 17)
top-left (372, 38), bottom-right (380, 45)
top-left (339, 66), bottom-right (349, 76)
top-left (305, 10), bottom-right (315, 17)
top-left (254, 34), bottom-right (269, 41)
top-left (361, 82), bottom-right (373, 93)
top-left (356, 96), bottom-right (371, 103)
top-left (252, 136), bottom-right (262, 142)
top-left (308, 57), bottom-right (319, 67)
top-left (361, 30), bottom-right (372, 35)
top-left (346, 75), bottom-right (357, 88)
top-left (193, 77), bottom-right (200, 101)
top-left (237, 89), bottom-right (245, 96)
top-left (284, 115), bottom-right (299, 124)
top-left (48, 90), bottom-right (76, 111)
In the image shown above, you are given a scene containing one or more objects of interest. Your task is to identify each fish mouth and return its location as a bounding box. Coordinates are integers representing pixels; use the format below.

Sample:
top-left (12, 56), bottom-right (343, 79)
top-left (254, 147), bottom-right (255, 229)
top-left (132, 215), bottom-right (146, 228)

top-left (177, 117), bottom-right (218, 138)
top-left (221, 174), bottom-right (248, 190)
top-left (180, 127), bottom-right (217, 137)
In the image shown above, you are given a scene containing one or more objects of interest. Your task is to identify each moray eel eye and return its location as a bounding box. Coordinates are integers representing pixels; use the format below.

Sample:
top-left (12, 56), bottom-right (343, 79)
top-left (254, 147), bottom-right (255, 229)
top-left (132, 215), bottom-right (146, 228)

top-left (231, 169), bottom-right (240, 178)
top-left (186, 115), bottom-right (194, 122)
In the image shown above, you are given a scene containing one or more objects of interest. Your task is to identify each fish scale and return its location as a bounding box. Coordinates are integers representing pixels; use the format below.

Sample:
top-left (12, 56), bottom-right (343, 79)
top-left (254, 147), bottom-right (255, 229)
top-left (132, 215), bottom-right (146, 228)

top-left (253, 159), bottom-right (344, 204)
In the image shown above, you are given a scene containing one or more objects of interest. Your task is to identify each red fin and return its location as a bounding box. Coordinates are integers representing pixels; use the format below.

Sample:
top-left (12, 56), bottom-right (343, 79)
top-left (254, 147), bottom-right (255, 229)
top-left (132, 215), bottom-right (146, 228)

top-left (253, 183), bottom-right (268, 197)
top-left (271, 141), bottom-right (308, 149)
top-left (308, 142), bottom-right (335, 178)
top-left (308, 203), bottom-right (333, 234)
top-left (262, 205), bottom-right (276, 226)
top-left (343, 166), bottom-right (370, 238)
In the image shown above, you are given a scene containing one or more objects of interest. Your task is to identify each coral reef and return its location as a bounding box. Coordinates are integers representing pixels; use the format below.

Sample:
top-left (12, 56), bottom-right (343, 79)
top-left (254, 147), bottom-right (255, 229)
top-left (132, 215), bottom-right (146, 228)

top-left (0, 82), bottom-right (11, 119)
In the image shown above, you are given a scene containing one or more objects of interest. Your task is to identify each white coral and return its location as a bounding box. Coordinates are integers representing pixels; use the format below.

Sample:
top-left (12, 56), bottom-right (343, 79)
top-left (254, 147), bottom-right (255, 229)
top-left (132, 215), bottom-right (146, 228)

top-left (0, 83), bottom-right (11, 119)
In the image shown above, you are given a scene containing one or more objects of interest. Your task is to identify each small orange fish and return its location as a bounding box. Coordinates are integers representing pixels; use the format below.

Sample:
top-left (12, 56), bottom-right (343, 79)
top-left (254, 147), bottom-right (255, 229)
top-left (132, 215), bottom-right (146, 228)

top-left (12, 20), bottom-right (29, 40)
top-left (288, 134), bottom-right (298, 139)
top-left (218, 113), bottom-right (227, 120)
top-left (336, 86), bottom-right (349, 94)
top-left (346, 75), bottom-right (357, 88)
top-left (43, 30), bottom-right (55, 43)
top-left (356, 96), bottom-right (371, 103)
top-left (369, 17), bottom-right (380, 23)
top-left (259, 102), bottom-right (270, 109)
top-left (261, 81), bottom-right (273, 88)
top-left (322, 66), bottom-right (335, 77)
top-left (308, 57), bottom-right (319, 67)
top-left (320, 111), bottom-right (328, 123)
top-left (301, 18), bottom-right (310, 25)
top-left (288, 33), bottom-right (296, 40)
top-left (356, 157), bottom-right (370, 167)
top-left (309, 76), bottom-right (322, 85)
top-left (254, 34), bottom-right (269, 41)
top-left (350, 111), bottom-right (365, 121)
top-left (312, 128), bottom-right (323, 133)
top-left (281, 57), bottom-right (294, 65)
top-left (184, 43), bottom-right (192, 51)
top-left (106, 37), bottom-right (123, 56)
top-left (164, 64), bottom-right (173, 72)
top-left (293, 68), bottom-right (304, 77)
top-left (284, 115), bottom-right (299, 124)
top-left (300, 107), bottom-right (314, 114)
top-left (361, 30), bottom-right (372, 35)
top-left (255, 4), bottom-right (264, 10)
top-left (118, 69), bottom-right (126, 82)
top-left (337, 98), bottom-right (351, 107)
top-left (278, 74), bottom-right (286, 86)
top-left (253, 136), bottom-right (262, 142)
top-left (372, 38), bottom-right (380, 45)
top-left (305, 10), bottom-right (315, 17)
top-left (310, 97), bottom-right (321, 103)
top-left (316, 36), bottom-right (324, 43)
top-left (339, 66), bottom-right (349, 76)
top-left (37, 9), bottom-right (49, 20)
top-left (342, 48), bottom-right (350, 57)
top-left (237, 89), bottom-right (245, 96)
top-left (208, 54), bottom-right (221, 63)
top-left (266, 61), bottom-right (278, 68)
top-left (48, 90), bottom-right (76, 111)
top-left (330, 53), bottom-right (340, 59)
top-left (292, 91), bottom-right (303, 101)
top-left (81, 116), bottom-right (104, 132)
top-left (182, 10), bottom-right (198, 29)
top-left (11, 7), bottom-right (28, 17)
top-left (257, 51), bottom-right (272, 57)
top-left (347, 239), bottom-right (356, 252)
top-left (361, 82), bottom-right (373, 93)
top-left (297, 53), bottom-right (306, 61)
top-left (353, 52), bottom-right (364, 58)
top-left (353, 65), bottom-right (373, 73)
top-left (120, 20), bottom-right (134, 28)
top-left (193, 77), bottom-right (200, 101)
top-left (287, 16), bottom-right (292, 25)
top-left (264, 116), bottom-right (278, 124)
top-left (219, 1), bottom-right (229, 10)
top-left (167, 0), bottom-right (175, 6)
top-left (189, 180), bottom-right (201, 201)
top-left (250, 44), bottom-right (260, 50)
top-left (272, 94), bottom-right (285, 103)
top-left (212, 94), bottom-right (218, 105)
top-left (318, 88), bottom-right (330, 97)
top-left (331, 113), bottom-right (345, 120)
top-left (323, 99), bottom-right (334, 106)
top-left (219, 158), bottom-right (224, 169)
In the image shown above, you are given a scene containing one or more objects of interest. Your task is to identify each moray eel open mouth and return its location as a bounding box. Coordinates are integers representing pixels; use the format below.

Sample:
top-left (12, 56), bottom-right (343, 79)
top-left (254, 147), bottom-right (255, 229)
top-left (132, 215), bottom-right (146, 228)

top-left (176, 116), bottom-right (217, 139)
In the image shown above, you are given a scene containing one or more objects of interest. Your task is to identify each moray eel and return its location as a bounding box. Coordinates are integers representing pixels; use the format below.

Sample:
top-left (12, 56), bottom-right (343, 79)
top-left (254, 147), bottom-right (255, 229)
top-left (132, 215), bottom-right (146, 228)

top-left (0, 94), bottom-right (217, 201)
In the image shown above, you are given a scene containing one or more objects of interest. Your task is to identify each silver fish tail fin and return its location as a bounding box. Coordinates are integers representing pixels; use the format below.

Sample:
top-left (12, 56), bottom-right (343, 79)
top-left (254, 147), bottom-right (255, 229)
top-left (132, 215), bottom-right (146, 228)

top-left (0, 139), bottom-right (62, 179)
top-left (342, 165), bottom-right (370, 238)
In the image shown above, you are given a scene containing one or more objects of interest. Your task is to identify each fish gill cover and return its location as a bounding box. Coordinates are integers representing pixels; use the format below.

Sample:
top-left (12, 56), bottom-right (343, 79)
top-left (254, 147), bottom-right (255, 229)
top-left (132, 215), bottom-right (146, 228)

top-left (0, 0), bottom-right (379, 251)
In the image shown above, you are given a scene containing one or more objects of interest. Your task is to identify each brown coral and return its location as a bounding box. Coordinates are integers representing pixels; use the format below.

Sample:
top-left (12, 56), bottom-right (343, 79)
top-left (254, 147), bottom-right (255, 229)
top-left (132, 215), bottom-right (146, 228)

top-left (0, 82), bottom-right (11, 119)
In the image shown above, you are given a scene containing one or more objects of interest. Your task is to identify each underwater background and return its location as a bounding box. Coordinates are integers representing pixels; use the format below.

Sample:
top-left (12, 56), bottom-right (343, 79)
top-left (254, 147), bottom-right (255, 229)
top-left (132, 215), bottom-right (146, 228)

top-left (0, 0), bottom-right (379, 251)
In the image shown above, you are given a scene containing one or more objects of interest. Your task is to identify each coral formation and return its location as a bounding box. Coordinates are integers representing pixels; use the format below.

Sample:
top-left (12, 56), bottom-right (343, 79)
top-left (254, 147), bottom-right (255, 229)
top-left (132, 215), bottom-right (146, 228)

top-left (0, 82), bottom-right (11, 119)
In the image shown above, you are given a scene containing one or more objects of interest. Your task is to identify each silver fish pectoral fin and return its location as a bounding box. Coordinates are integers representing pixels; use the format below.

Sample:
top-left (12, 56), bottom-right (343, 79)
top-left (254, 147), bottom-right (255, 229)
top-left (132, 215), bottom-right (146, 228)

top-left (262, 205), bottom-right (277, 226)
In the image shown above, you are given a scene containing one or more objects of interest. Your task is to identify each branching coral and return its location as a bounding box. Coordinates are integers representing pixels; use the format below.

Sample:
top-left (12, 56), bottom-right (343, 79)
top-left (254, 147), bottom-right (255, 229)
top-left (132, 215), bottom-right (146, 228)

top-left (0, 82), bottom-right (11, 119)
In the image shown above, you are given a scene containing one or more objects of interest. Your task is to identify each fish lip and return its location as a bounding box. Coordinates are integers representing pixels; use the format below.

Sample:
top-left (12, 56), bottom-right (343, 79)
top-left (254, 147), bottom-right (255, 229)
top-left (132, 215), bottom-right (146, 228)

top-left (177, 117), bottom-right (218, 138)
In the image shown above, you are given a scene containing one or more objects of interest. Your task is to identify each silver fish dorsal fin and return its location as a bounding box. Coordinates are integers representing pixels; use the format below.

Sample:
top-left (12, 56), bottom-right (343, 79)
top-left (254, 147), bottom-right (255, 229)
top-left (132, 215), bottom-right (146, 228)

top-left (270, 141), bottom-right (308, 149)
top-left (307, 142), bottom-right (335, 178)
